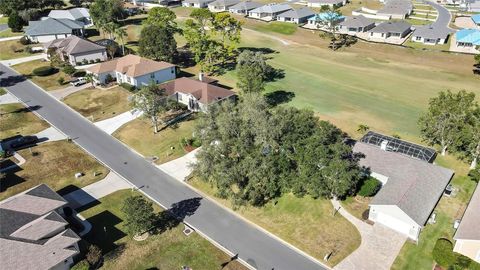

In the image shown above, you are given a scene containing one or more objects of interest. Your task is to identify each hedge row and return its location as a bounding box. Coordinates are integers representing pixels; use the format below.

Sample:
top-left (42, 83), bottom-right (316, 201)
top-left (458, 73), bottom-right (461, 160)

top-left (32, 66), bottom-right (56, 76)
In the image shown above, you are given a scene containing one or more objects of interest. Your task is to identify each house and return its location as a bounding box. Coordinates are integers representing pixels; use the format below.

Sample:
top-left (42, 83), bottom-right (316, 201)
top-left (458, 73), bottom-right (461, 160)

top-left (228, 1), bottom-right (263, 15)
top-left (47, 8), bottom-right (92, 27)
top-left (354, 132), bottom-right (454, 241)
top-left (248, 4), bottom-right (292, 21)
top-left (471, 14), bottom-right (480, 27)
top-left (306, 0), bottom-right (347, 8)
top-left (369, 21), bottom-right (411, 40)
top-left (160, 75), bottom-right (236, 112)
top-left (208, 0), bottom-right (241, 12)
top-left (0, 184), bottom-right (81, 270)
top-left (377, 0), bottom-right (413, 19)
top-left (464, 0), bottom-right (480, 12)
top-left (86, 54), bottom-right (176, 87)
top-left (306, 12), bottom-right (346, 28)
top-left (44, 35), bottom-right (107, 66)
top-left (453, 184), bottom-right (480, 263)
top-left (276, 7), bottom-right (315, 24)
top-left (25, 18), bottom-right (84, 43)
top-left (339, 15), bottom-right (375, 33)
top-left (455, 29), bottom-right (480, 48)
top-left (182, 0), bottom-right (216, 8)
top-left (411, 24), bottom-right (451, 45)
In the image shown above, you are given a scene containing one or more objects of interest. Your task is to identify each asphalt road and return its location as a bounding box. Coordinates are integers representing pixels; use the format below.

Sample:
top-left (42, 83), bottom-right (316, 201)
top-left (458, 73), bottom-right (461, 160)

top-left (0, 64), bottom-right (328, 270)
top-left (426, 1), bottom-right (453, 31)
top-left (0, 24), bottom-right (8, 32)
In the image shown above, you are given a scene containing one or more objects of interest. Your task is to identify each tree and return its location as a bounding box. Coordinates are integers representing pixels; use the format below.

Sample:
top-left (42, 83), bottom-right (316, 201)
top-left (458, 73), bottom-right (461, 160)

top-left (90, 0), bottom-right (124, 27)
top-left (357, 124), bottom-right (370, 134)
top-left (316, 8), bottom-right (344, 50)
top-left (121, 195), bottom-right (157, 235)
top-left (455, 106), bottom-right (480, 169)
top-left (189, 8), bottom-right (212, 35)
top-left (8, 12), bottom-right (24, 32)
top-left (236, 50), bottom-right (269, 93)
top-left (106, 44), bottom-right (117, 59)
top-left (139, 24), bottom-right (177, 62)
top-left (101, 21), bottom-right (119, 40)
top-left (475, 54), bottom-right (480, 66)
top-left (145, 6), bottom-right (177, 32)
top-left (130, 82), bottom-right (168, 133)
top-left (115, 27), bottom-right (127, 56)
top-left (85, 245), bottom-right (102, 266)
top-left (85, 73), bottom-right (95, 87)
top-left (418, 90), bottom-right (477, 156)
top-left (211, 12), bottom-right (242, 55)
top-left (469, 164), bottom-right (480, 183)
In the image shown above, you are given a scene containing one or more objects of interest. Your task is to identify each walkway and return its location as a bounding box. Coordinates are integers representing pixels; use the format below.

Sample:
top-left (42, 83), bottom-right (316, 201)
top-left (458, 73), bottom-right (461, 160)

top-left (332, 199), bottom-right (406, 270)
top-left (157, 148), bottom-right (200, 181)
top-left (0, 54), bottom-right (47, 66)
top-left (94, 110), bottom-right (143, 135)
top-left (0, 36), bottom-right (21, 42)
top-left (50, 83), bottom-right (90, 100)
top-left (0, 92), bottom-right (18, 104)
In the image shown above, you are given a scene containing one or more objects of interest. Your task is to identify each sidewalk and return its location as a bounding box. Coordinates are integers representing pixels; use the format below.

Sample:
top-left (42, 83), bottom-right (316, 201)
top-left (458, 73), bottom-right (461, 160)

top-left (94, 109), bottom-right (143, 135)
top-left (0, 36), bottom-right (21, 42)
top-left (0, 54), bottom-right (47, 66)
top-left (0, 92), bottom-right (18, 104)
top-left (156, 148), bottom-right (200, 181)
top-left (50, 84), bottom-right (90, 100)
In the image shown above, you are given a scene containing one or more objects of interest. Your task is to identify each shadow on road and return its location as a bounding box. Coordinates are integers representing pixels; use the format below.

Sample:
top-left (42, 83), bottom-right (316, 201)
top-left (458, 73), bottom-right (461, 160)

top-left (0, 75), bottom-right (26, 87)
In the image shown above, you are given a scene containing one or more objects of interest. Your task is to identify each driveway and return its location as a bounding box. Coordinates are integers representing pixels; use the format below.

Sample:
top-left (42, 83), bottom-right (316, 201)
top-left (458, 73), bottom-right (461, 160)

top-left (426, 1), bottom-right (454, 32)
top-left (49, 83), bottom-right (90, 100)
top-left (332, 199), bottom-right (407, 270)
top-left (157, 148), bottom-right (200, 181)
top-left (0, 63), bottom-right (329, 270)
top-left (0, 54), bottom-right (47, 66)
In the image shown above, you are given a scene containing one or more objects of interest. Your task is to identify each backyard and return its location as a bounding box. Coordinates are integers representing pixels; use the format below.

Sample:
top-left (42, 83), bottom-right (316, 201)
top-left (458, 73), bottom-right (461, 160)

top-left (63, 86), bottom-right (132, 122)
top-left (0, 103), bottom-right (50, 139)
top-left (12, 59), bottom-right (68, 91)
top-left (78, 190), bottom-right (246, 270)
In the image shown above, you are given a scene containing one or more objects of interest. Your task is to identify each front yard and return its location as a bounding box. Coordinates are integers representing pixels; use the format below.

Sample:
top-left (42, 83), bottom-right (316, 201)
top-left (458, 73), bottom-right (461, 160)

top-left (0, 39), bottom-right (37, 60)
top-left (78, 190), bottom-right (247, 270)
top-left (12, 59), bottom-right (68, 91)
top-left (0, 103), bottom-right (50, 139)
top-left (63, 86), bottom-right (132, 122)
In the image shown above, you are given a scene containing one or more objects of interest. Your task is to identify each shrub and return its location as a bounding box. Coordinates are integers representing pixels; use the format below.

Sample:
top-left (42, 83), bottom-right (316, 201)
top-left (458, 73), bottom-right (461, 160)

top-left (24, 45), bottom-right (32, 53)
top-left (63, 64), bottom-right (76, 75)
top-left (432, 238), bottom-right (456, 267)
top-left (71, 260), bottom-right (89, 270)
top-left (57, 77), bottom-right (65, 85)
top-left (82, 58), bottom-right (88, 65)
top-left (105, 74), bottom-right (114, 83)
top-left (19, 36), bottom-right (30, 45)
top-left (76, 62), bottom-right (82, 66)
top-left (8, 12), bottom-right (24, 32)
top-left (73, 70), bottom-right (86, 77)
top-left (85, 245), bottom-right (102, 266)
top-left (89, 59), bottom-right (95, 64)
top-left (120, 82), bottom-right (135, 92)
top-left (32, 66), bottom-right (55, 76)
top-left (10, 44), bottom-right (20, 53)
top-left (95, 58), bottom-right (101, 63)
top-left (358, 177), bottom-right (381, 197)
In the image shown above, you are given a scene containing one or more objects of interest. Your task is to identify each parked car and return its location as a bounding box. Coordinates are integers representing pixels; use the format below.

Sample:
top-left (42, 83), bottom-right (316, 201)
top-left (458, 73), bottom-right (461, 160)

top-left (70, 77), bottom-right (86, 86)
top-left (10, 136), bottom-right (38, 149)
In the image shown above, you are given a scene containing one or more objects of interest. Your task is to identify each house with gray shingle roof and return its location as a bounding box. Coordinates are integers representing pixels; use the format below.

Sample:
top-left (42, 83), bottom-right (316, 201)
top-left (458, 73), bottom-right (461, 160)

top-left (306, 0), bottom-right (346, 8)
top-left (229, 1), bottom-right (263, 15)
top-left (377, 0), bottom-right (413, 19)
top-left (44, 35), bottom-right (107, 66)
top-left (182, 0), bottom-right (216, 8)
top-left (277, 7), bottom-right (315, 24)
top-left (48, 8), bottom-right (92, 27)
top-left (453, 184), bottom-right (480, 263)
top-left (339, 15), bottom-right (376, 33)
top-left (369, 20), bottom-right (412, 40)
top-left (353, 137), bottom-right (454, 241)
top-left (208, 0), bottom-right (241, 12)
top-left (25, 18), bottom-right (84, 43)
top-left (411, 24), bottom-right (452, 45)
top-left (248, 3), bottom-right (292, 21)
top-left (0, 184), bottom-right (81, 270)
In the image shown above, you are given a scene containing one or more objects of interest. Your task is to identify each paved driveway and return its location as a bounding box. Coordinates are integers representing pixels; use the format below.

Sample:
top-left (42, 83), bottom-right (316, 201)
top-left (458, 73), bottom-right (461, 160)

top-left (0, 24), bottom-right (8, 32)
top-left (50, 83), bottom-right (90, 100)
top-left (0, 63), bottom-right (329, 270)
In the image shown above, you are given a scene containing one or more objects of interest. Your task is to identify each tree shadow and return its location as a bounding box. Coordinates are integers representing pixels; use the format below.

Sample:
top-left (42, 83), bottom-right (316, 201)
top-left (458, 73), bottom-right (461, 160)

top-left (0, 75), bottom-right (27, 87)
top-left (84, 210), bottom-right (127, 254)
top-left (238, 47), bottom-right (277, 55)
top-left (174, 48), bottom-right (196, 68)
top-left (153, 197), bottom-right (202, 234)
top-left (221, 254), bottom-right (239, 269)
top-left (264, 90), bottom-right (295, 106)
top-left (265, 67), bottom-right (285, 82)
top-left (0, 169), bottom-right (26, 193)
top-left (6, 105), bottom-right (42, 114)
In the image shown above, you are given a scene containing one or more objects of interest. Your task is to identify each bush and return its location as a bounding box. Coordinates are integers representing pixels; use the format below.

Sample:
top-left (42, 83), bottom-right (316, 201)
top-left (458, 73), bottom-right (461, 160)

top-left (95, 58), bottom-right (101, 63)
top-left (57, 77), bottom-right (65, 85)
top-left (432, 238), bottom-right (456, 267)
top-left (85, 245), bottom-right (102, 266)
top-left (73, 70), bottom-right (86, 78)
top-left (89, 59), bottom-right (95, 64)
top-left (120, 82), bottom-right (135, 92)
top-left (76, 62), bottom-right (82, 66)
top-left (71, 260), bottom-right (89, 270)
top-left (358, 177), bottom-right (381, 197)
top-left (8, 12), bottom-right (24, 32)
top-left (32, 66), bottom-right (56, 76)
top-left (62, 64), bottom-right (76, 75)
top-left (105, 74), bottom-right (114, 83)
top-left (82, 59), bottom-right (88, 65)
top-left (19, 36), bottom-right (30, 45)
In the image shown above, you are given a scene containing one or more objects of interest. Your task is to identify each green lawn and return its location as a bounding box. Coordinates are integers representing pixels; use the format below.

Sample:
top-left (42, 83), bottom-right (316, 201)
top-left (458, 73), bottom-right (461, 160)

top-left (63, 86), bottom-right (132, 122)
top-left (0, 16), bottom-right (8, 24)
top-left (12, 59), bottom-right (68, 91)
top-left (78, 190), bottom-right (246, 270)
top-left (0, 103), bottom-right (50, 139)
top-left (248, 21), bottom-right (298, 35)
top-left (0, 88), bottom-right (7, 95)
top-left (0, 39), bottom-right (37, 60)
top-left (1, 140), bottom-right (109, 200)
top-left (0, 28), bottom-right (23, 38)
top-left (404, 38), bottom-right (451, 51)
top-left (113, 116), bottom-right (197, 164)
top-left (189, 178), bottom-right (361, 266)
top-left (341, 196), bottom-right (371, 221)
top-left (406, 18), bottom-right (434, 26)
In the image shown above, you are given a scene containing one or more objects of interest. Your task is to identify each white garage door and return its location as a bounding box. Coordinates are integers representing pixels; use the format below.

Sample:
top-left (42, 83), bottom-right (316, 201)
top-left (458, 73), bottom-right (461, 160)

top-left (376, 212), bottom-right (412, 236)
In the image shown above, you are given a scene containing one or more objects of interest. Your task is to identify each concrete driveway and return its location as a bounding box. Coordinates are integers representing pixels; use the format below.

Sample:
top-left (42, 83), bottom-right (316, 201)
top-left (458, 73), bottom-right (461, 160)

top-left (157, 148), bottom-right (200, 181)
top-left (50, 83), bottom-right (91, 100)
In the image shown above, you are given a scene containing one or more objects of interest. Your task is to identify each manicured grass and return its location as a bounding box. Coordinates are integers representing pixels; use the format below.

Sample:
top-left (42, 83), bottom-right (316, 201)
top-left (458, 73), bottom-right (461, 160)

top-left (0, 103), bottom-right (50, 139)
top-left (113, 116), bottom-right (197, 164)
top-left (79, 190), bottom-right (247, 270)
top-left (0, 39), bottom-right (36, 60)
top-left (12, 59), bottom-right (68, 91)
top-left (0, 88), bottom-right (6, 95)
top-left (391, 154), bottom-right (478, 270)
top-left (0, 16), bottom-right (8, 24)
top-left (63, 86), bottom-right (132, 122)
top-left (341, 196), bottom-right (371, 220)
top-left (247, 21), bottom-right (298, 35)
top-left (404, 38), bottom-right (451, 51)
top-left (189, 178), bottom-right (361, 266)
top-left (405, 18), bottom-right (434, 26)
top-left (1, 140), bottom-right (109, 200)
top-left (0, 28), bottom-right (23, 38)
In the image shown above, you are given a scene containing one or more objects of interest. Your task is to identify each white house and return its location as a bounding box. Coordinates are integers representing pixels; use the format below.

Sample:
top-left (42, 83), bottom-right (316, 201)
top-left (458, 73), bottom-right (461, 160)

top-left (25, 18), bottom-right (84, 43)
top-left (354, 132), bottom-right (454, 241)
top-left (411, 24), bottom-right (451, 45)
top-left (228, 1), bottom-right (263, 15)
top-left (248, 3), bottom-right (292, 21)
top-left (306, 0), bottom-right (347, 8)
top-left (182, 0), bottom-right (216, 8)
top-left (338, 15), bottom-right (375, 34)
top-left (208, 0), bottom-right (241, 12)
top-left (86, 54), bottom-right (176, 87)
top-left (276, 7), bottom-right (315, 24)
top-left (369, 21), bottom-right (411, 40)
top-left (44, 35), bottom-right (107, 66)
top-left (47, 8), bottom-right (92, 27)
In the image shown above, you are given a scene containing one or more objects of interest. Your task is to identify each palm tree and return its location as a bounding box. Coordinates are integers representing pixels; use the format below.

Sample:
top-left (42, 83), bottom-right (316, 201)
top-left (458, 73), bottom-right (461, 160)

top-left (115, 27), bottom-right (128, 56)
top-left (85, 73), bottom-right (95, 88)
top-left (102, 22), bottom-right (119, 40)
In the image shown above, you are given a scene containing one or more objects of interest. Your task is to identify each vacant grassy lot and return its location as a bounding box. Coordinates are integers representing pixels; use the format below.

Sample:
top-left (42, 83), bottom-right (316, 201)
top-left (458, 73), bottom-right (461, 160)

top-left (189, 178), bottom-right (361, 266)
top-left (391, 155), bottom-right (478, 269)
top-left (79, 190), bottom-right (246, 270)
top-left (63, 86), bottom-right (131, 122)
top-left (0, 103), bottom-right (49, 139)
top-left (0, 39), bottom-right (36, 60)
top-left (1, 140), bottom-right (108, 200)
top-left (13, 59), bottom-right (67, 91)
top-left (113, 116), bottom-right (197, 164)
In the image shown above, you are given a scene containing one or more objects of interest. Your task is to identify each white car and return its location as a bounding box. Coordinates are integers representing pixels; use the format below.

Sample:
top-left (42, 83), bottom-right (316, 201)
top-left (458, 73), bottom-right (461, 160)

top-left (70, 77), bottom-right (86, 87)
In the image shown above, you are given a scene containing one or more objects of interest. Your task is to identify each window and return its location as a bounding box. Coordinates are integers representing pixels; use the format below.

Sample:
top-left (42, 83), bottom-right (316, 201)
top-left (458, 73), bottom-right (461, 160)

top-left (416, 36), bottom-right (421, 41)
top-left (150, 73), bottom-right (155, 79)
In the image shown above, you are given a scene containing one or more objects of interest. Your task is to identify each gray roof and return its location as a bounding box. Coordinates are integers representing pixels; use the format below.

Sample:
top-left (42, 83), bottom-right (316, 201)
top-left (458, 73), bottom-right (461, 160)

top-left (378, 0), bottom-right (412, 16)
top-left (45, 35), bottom-right (106, 55)
top-left (370, 21), bottom-right (412, 34)
top-left (412, 24), bottom-right (451, 39)
top-left (353, 142), bottom-right (454, 226)
top-left (454, 184), bottom-right (480, 240)
top-left (277, 7), bottom-right (315, 19)
top-left (249, 3), bottom-right (292, 14)
top-left (183, 0), bottom-right (215, 4)
top-left (229, 1), bottom-right (262, 11)
top-left (208, 0), bottom-right (241, 7)
top-left (340, 15), bottom-right (375, 28)
top-left (25, 18), bottom-right (84, 36)
top-left (48, 8), bottom-right (90, 20)
top-left (308, 0), bottom-right (345, 4)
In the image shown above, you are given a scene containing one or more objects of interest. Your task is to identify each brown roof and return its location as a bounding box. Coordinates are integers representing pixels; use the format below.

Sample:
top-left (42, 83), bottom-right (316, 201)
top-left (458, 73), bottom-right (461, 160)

top-left (44, 35), bottom-right (105, 55)
top-left (454, 184), bottom-right (480, 240)
top-left (86, 54), bottom-right (175, 77)
top-left (160, 77), bottom-right (235, 104)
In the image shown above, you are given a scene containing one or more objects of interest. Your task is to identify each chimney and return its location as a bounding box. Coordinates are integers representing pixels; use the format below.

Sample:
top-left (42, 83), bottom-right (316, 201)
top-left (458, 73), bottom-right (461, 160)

top-left (198, 72), bottom-right (204, 82)
top-left (380, 140), bottom-right (388, 151)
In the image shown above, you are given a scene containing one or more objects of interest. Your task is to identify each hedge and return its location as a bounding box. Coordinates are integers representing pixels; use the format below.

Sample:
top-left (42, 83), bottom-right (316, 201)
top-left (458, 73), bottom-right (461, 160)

top-left (32, 66), bottom-right (56, 76)
top-left (358, 177), bottom-right (381, 197)
top-left (120, 83), bottom-right (135, 92)
top-left (433, 238), bottom-right (456, 267)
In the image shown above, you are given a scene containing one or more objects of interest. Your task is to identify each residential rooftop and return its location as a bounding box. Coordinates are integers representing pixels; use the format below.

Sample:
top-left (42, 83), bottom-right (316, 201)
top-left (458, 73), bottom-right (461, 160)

top-left (48, 7), bottom-right (90, 21)
top-left (86, 54), bottom-right (175, 77)
top-left (229, 1), bottom-right (262, 10)
top-left (278, 7), bottom-right (315, 19)
top-left (249, 3), bottom-right (292, 14)
top-left (25, 18), bottom-right (84, 37)
top-left (160, 77), bottom-right (235, 105)
top-left (44, 35), bottom-right (105, 55)
top-left (370, 21), bottom-right (412, 33)
top-left (454, 184), bottom-right (480, 240)
top-left (412, 24), bottom-right (451, 40)
top-left (209, 0), bottom-right (241, 7)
